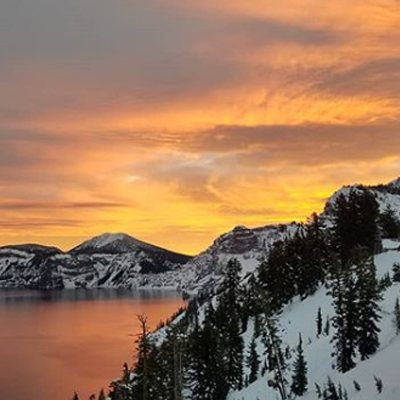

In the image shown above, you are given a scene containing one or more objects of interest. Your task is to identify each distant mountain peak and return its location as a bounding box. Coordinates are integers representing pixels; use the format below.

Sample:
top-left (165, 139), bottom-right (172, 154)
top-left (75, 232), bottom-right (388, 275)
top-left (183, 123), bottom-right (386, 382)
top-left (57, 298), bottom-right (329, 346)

top-left (0, 243), bottom-right (62, 256)
top-left (70, 232), bottom-right (155, 254)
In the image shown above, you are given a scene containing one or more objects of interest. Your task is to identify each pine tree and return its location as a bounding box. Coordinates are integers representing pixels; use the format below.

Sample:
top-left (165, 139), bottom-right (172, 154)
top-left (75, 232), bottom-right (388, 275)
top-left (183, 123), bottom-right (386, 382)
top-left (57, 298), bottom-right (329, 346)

top-left (151, 325), bottom-right (185, 400)
top-left (317, 307), bottom-right (323, 337)
top-left (331, 191), bottom-right (379, 266)
top-left (98, 389), bottom-right (106, 400)
top-left (131, 314), bottom-right (159, 400)
top-left (215, 258), bottom-right (244, 391)
top-left (246, 333), bottom-right (260, 384)
top-left (262, 310), bottom-right (288, 399)
top-left (330, 266), bottom-right (357, 373)
top-left (302, 213), bottom-right (329, 295)
top-left (257, 241), bottom-right (296, 312)
top-left (354, 253), bottom-right (381, 360)
top-left (324, 316), bottom-right (330, 337)
top-left (321, 377), bottom-right (348, 400)
top-left (374, 376), bottom-right (383, 393)
top-left (380, 205), bottom-right (400, 239)
top-left (254, 313), bottom-right (262, 339)
top-left (291, 334), bottom-right (308, 396)
top-left (394, 298), bottom-right (400, 335)
top-left (72, 393), bottom-right (80, 400)
top-left (393, 263), bottom-right (400, 282)
top-left (187, 318), bottom-right (228, 400)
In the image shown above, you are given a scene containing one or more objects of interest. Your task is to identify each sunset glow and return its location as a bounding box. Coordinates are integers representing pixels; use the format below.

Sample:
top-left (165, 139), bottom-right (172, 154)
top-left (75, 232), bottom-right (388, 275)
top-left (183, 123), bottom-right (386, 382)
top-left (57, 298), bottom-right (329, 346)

top-left (1, 0), bottom-right (400, 254)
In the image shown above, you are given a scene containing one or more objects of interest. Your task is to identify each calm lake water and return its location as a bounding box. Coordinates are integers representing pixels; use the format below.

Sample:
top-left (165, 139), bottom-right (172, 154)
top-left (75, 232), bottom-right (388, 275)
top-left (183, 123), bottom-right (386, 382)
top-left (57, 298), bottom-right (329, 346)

top-left (0, 289), bottom-right (185, 400)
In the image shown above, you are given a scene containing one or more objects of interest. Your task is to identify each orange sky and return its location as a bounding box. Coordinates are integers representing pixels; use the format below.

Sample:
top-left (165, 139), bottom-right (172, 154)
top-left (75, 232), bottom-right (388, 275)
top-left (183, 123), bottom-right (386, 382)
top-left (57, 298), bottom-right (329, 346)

top-left (0, 0), bottom-right (400, 254)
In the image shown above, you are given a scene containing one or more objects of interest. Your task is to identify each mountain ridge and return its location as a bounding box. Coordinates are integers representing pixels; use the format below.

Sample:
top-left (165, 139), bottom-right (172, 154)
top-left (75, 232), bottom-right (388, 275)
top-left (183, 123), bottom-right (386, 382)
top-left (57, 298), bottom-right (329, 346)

top-left (0, 176), bottom-right (399, 291)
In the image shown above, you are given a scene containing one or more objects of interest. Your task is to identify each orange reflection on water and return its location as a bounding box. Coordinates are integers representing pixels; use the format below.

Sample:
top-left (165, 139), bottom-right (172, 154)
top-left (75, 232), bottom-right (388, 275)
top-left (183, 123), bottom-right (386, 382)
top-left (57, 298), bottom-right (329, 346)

top-left (0, 290), bottom-right (185, 400)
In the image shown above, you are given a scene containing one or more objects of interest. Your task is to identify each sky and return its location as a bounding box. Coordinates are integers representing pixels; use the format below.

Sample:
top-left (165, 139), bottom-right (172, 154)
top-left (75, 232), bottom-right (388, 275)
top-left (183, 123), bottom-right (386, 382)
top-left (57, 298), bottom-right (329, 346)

top-left (0, 0), bottom-right (400, 254)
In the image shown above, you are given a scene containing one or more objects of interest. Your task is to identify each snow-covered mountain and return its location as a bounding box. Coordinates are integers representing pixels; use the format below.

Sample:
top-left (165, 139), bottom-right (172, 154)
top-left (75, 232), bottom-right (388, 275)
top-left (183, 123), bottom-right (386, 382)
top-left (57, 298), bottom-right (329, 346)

top-left (70, 233), bottom-right (160, 254)
top-left (0, 233), bottom-right (191, 289)
top-left (1, 177), bottom-right (400, 291)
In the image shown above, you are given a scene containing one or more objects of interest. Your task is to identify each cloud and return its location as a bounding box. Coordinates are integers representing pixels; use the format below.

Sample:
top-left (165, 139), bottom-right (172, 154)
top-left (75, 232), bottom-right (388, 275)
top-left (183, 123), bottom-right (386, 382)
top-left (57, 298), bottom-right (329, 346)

top-left (0, 0), bottom-right (399, 253)
top-left (188, 123), bottom-right (400, 165)
top-left (0, 201), bottom-right (128, 211)
top-left (311, 57), bottom-right (400, 99)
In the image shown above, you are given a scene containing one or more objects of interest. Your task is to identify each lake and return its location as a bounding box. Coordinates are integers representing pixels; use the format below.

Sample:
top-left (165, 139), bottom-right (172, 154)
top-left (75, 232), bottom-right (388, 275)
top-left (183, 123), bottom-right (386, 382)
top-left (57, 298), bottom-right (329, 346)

top-left (0, 289), bottom-right (185, 400)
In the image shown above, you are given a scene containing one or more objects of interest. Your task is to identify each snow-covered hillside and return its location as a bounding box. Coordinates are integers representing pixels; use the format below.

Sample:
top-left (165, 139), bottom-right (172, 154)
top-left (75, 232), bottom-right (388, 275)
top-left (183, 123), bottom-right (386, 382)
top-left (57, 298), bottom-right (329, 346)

top-left (229, 239), bottom-right (400, 400)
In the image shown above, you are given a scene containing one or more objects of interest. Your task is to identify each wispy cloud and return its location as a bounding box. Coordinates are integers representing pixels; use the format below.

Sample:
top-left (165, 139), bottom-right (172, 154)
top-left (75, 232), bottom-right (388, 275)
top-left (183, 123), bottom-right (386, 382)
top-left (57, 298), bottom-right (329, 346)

top-left (0, 0), bottom-right (399, 253)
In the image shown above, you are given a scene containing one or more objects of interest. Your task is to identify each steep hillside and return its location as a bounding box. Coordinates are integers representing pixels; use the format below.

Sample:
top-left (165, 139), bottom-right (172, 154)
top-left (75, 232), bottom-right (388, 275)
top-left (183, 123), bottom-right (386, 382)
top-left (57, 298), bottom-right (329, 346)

top-left (229, 239), bottom-right (400, 400)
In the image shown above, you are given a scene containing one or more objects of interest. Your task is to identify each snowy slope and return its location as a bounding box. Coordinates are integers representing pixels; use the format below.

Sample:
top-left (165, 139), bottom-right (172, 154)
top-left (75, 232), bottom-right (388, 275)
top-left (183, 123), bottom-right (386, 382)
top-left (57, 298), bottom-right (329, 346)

top-left (70, 233), bottom-right (161, 254)
top-left (229, 240), bottom-right (400, 400)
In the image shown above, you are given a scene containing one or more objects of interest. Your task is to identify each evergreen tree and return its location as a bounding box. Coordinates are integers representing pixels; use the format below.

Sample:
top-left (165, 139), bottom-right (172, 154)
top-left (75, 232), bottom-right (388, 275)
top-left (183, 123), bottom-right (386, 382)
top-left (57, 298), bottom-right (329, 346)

top-left (254, 313), bottom-right (262, 339)
top-left (330, 266), bottom-right (358, 373)
top-left (393, 263), bottom-right (400, 282)
top-left (394, 298), bottom-right (400, 335)
top-left (72, 393), bottom-right (79, 400)
top-left (331, 191), bottom-right (380, 266)
top-left (186, 313), bottom-right (202, 397)
top-left (261, 310), bottom-right (288, 399)
top-left (291, 334), bottom-right (308, 396)
top-left (151, 325), bottom-right (185, 400)
top-left (246, 333), bottom-right (260, 384)
top-left (324, 316), bottom-right (330, 337)
top-left (301, 213), bottom-right (329, 296)
top-left (321, 377), bottom-right (348, 400)
top-left (354, 252), bottom-right (381, 360)
top-left (317, 307), bottom-right (323, 337)
top-left (98, 389), bottom-right (106, 400)
top-left (374, 376), bottom-right (383, 393)
top-left (215, 258), bottom-right (244, 391)
top-left (257, 241), bottom-right (296, 312)
top-left (247, 273), bottom-right (263, 316)
top-left (187, 318), bottom-right (228, 400)
top-left (379, 272), bottom-right (392, 290)
top-left (380, 205), bottom-right (400, 239)
top-left (131, 314), bottom-right (159, 400)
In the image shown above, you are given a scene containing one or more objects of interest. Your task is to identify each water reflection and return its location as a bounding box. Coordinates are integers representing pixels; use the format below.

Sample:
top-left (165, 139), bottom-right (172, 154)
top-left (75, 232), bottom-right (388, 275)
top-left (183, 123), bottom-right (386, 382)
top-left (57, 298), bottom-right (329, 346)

top-left (0, 289), bottom-right (184, 400)
top-left (0, 288), bottom-right (182, 305)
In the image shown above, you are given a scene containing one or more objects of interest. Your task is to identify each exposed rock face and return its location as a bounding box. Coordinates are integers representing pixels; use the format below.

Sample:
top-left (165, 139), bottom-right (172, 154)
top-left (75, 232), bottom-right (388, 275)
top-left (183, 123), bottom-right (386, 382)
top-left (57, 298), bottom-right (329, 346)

top-left (214, 226), bottom-right (259, 254)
